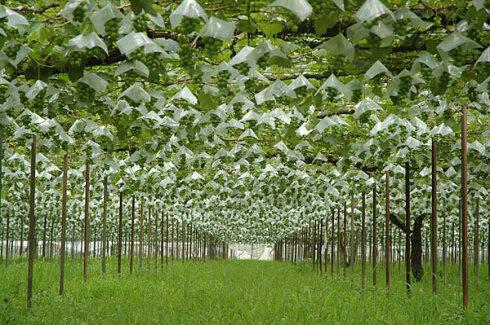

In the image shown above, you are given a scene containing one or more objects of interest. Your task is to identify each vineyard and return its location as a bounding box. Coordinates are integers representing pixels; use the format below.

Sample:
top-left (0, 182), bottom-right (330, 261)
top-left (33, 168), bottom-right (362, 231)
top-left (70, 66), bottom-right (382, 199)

top-left (0, 0), bottom-right (489, 323)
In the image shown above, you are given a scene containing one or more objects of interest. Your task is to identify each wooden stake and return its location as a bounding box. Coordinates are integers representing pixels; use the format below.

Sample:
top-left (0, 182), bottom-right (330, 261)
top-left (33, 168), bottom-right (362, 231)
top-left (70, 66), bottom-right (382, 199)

top-left (405, 161), bottom-right (411, 294)
top-left (460, 104), bottom-right (469, 308)
top-left (372, 183), bottom-right (377, 287)
top-left (130, 196), bottom-right (135, 274)
top-left (101, 176), bottom-right (108, 273)
top-left (83, 161), bottom-right (89, 282)
top-left (431, 138), bottom-right (438, 294)
top-left (385, 171), bottom-right (391, 289)
top-left (27, 134), bottom-right (37, 308)
top-left (361, 191), bottom-right (366, 288)
top-left (59, 153), bottom-right (68, 295)
top-left (474, 198), bottom-right (479, 288)
top-left (117, 191), bottom-right (123, 274)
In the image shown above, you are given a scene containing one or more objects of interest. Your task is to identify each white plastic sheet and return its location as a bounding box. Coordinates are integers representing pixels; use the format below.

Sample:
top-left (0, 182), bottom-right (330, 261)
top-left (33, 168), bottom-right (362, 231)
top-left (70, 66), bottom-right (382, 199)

top-left (201, 16), bottom-right (235, 40)
top-left (169, 0), bottom-right (208, 29)
top-left (269, 0), bottom-right (312, 22)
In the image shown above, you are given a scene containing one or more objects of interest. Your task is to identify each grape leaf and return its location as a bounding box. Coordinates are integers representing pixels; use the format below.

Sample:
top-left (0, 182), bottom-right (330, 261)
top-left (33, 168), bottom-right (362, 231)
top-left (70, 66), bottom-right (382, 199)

top-left (314, 13), bottom-right (338, 35)
top-left (258, 22), bottom-right (283, 38)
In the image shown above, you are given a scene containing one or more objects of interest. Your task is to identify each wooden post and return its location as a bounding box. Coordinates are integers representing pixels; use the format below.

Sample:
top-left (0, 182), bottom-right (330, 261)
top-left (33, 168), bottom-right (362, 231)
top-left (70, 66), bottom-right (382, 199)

top-left (5, 209), bottom-right (9, 266)
top-left (138, 200), bottom-right (144, 269)
top-left (165, 213), bottom-right (169, 265)
top-left (101, 176), bottom-right (108, 273)
top-left (405, 161), bottom-right (411, 294)
top-left (83, 161), bottom-right (90, 281)
top-left (324, 215), bottom-right (328, 274)
top-left (0, 130), bottom-right (3, 262)
top-left (372, 183), bottom-right (377, 286)
top-left (59, 153), bottom-right (68, 295)
top-left (160, 211), bottom-right (164, 269)
top-left (312, 221), bottom-right (316, 269)
top-left (117, 192), bottom-right (123, 274)
top-left (474, 198), bottom-right (479, 288)
top-left (130, 196), bottom-right (135, 274)
top-left (431, 139), bottom-right (438, 293)
top-left (343, 203), bottom-right (347, 277)
top-left (26, 135), bottom-right (37, 308)
top-left (330, 209), bottom-right (334, 274)
top-left (350, 194), bottom-right (355, 274)
top-left (460, 104), bottom-right (469, 308)
top-left (385, 171), bottom-right (391, 289)
top-left (337, 208), bottom-right (340, 272)
top-left (361, 191), bottom-right (366, 288)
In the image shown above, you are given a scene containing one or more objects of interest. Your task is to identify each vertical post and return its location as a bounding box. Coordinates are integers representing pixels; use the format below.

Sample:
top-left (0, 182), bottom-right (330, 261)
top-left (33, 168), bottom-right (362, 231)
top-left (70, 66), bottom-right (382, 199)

top-left (373, 182), bottom-right (377, 286)
top-left (361, 191), bottom-right (366, 288)
top-left (138, 200), bottom-right (144, 269)
top-left (405, 161), bottom-right (411, 294)
top-left (130, 196), bottom-right (135, 274)
top-left (312, 221), bottom-right (316, 269)
top-left (460, 104), bottom-right (469, 308)
top-left (318, 220), bottom-right (323, 272)
top-left (343, 202), bottom-right (347, 277)
top-left (330, 209), bottom-right (334, 274)
top-left (385, 171), bottom-right (391, 288)
top-left (350, 194), bottom-right (355, 274)
top-left (20, 213), bottom-right (24, 259)
top-left (59, 153), bottom-right (68, 295)
top-left (83, 161), bottom-right (90, 281)
top-left (473, 198), bottom-right (479, 288)
top-left (324, 215), bottom-right (328, 273)
top-left (5, 209), bottom-right (9, 266)
top-left (337, 208), bottom-right (340, 272)
top-left (431, 138), bottom-right (438, 294)
top-left (160, 211), bottom-right (164, 268)
top-left (0, 130), bottom-right (3, 261)
top-left (442, 210), bottom-right (447, 274)
top-left (117, 191), bottom-right (123, 274)
top-left (165, 213), bottom-right (169, 265)
top-left (26, 134), bottom-right (37, 308)
top-left (101, 176), bottom-right (108, 273)
top-left (147, 206), bottom-right (152, 270)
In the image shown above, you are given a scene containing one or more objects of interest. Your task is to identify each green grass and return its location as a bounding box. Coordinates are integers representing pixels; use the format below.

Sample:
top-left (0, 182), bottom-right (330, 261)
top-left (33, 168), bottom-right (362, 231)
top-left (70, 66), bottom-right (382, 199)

top-left (0, 257), bottom-right (488, 324)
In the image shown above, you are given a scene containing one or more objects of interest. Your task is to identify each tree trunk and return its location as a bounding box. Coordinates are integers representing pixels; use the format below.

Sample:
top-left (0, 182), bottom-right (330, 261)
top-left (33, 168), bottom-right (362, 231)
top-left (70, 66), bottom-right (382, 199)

top-left (390, 212), bottom-right (426, 281)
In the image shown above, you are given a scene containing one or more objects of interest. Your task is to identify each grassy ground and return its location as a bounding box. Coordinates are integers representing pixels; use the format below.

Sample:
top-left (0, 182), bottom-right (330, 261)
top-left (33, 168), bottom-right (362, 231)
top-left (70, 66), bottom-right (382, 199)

top-left (0, 257), bottom-right (488, 324)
